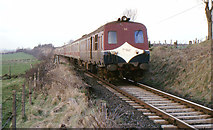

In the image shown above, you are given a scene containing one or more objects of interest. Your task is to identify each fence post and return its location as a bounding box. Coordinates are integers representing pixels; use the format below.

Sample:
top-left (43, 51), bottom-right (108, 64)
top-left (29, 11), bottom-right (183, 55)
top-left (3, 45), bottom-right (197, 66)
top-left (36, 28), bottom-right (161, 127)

top-left (33, 73), bottom-right (36, 99)
top-left (41, 77), bottom-right (44, 91)
top-left (174, 40), bottom-right (178, 48)
top-left (9, 65), bottom-right (11, 77)
top-left (22, 84), bottom-right (25, 119)
top-left (29, 77), bottom-right (32, 105)
top-left (37, 68), bottom-right (39, 81)
top-left (12, 90), bottom-right (16, 128)
top-left (37, 68), bottom-right (40, 90)
top-left (34, 73), bottom-right (36, 89)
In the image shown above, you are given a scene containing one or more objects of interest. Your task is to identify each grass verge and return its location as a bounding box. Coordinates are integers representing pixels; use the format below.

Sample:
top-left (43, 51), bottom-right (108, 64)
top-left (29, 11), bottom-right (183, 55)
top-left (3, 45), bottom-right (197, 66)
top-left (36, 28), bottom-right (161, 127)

top-left (141, 40), bottom-right (211, 107)
top-left (1, 52), bottom-right (39, 128)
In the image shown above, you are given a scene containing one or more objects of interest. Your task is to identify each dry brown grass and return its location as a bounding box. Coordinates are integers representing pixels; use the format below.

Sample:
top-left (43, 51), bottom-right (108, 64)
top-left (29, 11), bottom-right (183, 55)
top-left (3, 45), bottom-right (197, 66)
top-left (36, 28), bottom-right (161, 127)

top-left (142, 40), bottom-right (211, 107)
top-left (16, 59), bottom-right (120, 128)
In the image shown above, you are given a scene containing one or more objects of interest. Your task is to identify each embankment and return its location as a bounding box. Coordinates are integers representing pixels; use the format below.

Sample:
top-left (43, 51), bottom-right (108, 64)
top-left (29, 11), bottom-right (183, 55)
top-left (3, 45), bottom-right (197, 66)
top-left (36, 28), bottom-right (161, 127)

top-left (141, 40), bottom-right (212, 108)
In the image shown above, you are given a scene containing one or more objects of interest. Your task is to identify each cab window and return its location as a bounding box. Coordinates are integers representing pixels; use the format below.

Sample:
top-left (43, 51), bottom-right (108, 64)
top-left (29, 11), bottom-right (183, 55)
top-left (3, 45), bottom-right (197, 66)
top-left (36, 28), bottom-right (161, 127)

top-left (135, 30), bottom-right (144, 43)
top-left (108, 31), bottom-right (117, 44)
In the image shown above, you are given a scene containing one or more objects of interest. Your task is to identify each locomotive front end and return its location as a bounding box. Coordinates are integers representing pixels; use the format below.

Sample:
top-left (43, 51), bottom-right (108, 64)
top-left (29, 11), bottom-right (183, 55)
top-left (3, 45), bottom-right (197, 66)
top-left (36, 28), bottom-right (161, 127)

top-left (103, 17), bottom-right (149, 79)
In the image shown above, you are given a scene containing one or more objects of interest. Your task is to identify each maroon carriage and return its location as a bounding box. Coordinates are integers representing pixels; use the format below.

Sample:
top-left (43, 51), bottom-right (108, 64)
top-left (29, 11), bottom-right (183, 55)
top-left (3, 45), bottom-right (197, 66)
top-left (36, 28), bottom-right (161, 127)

top-left (55, 16), bottom-right (150, 80)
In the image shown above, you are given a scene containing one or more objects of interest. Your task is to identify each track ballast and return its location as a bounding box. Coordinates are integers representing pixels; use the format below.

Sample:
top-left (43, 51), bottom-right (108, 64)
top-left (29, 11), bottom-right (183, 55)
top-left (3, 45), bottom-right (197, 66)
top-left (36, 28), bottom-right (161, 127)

top-left (86, 71), bottom-right (213, 129)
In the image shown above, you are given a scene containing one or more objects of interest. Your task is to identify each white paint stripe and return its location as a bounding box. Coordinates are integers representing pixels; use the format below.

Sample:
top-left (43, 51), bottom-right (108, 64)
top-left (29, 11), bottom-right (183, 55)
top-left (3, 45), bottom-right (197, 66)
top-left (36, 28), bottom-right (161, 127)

top-left (108, 42), bottom-right (147, 63)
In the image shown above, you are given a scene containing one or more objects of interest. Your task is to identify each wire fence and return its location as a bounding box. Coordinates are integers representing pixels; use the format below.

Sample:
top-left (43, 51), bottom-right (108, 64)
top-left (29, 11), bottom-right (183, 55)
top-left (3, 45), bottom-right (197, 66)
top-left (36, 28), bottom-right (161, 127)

top-left (2, 68), bottom-right (40, 129)
top-left (151, 36), bottom-right (208, 45)
top-left (149, 37), bottom-right (209, 49)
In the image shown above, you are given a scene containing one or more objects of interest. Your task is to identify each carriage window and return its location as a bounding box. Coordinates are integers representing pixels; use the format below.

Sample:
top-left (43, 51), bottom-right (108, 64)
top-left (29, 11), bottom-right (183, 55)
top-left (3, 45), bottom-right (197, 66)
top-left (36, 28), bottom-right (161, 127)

top-left (135, 30), bottom-right (144, 43)
top-left (108, 31), bottom-right (117, 44)
top-left (94, 34), bottom-right (98, 50)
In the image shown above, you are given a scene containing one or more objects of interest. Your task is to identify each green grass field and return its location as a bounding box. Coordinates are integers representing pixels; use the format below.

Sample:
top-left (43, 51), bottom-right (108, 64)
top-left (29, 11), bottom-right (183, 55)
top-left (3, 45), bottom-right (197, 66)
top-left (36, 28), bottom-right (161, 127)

top-left (1, 52), bottom-right (39, 76)
top-left (2, 52), bottom-right (36, 61)
top-left (1, 52), bottom-right (39, 128)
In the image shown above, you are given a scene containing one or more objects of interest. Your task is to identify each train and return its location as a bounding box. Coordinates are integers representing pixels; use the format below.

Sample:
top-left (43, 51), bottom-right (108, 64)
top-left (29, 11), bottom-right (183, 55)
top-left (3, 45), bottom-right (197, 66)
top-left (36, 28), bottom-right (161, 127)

top-left (54, 16), bottom-right (150, 80)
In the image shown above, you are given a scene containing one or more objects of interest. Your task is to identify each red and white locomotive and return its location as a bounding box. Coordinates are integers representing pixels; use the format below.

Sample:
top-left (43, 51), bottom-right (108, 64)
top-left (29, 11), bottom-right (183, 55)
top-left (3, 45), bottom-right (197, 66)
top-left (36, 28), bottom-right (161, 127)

top-left (55, 16), bottom-right (149, 80)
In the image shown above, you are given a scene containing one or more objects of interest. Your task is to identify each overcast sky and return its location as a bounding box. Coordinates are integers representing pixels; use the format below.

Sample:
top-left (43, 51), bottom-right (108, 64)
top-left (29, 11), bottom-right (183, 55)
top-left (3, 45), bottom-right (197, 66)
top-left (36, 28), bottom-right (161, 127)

top-left (0, 0), bottom-right (208, 50)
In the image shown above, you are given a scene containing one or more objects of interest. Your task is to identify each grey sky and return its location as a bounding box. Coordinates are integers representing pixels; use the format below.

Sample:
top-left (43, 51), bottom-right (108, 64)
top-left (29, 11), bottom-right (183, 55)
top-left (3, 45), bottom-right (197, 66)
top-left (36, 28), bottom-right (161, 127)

top-left (0, 0), bottom-right (208, 50)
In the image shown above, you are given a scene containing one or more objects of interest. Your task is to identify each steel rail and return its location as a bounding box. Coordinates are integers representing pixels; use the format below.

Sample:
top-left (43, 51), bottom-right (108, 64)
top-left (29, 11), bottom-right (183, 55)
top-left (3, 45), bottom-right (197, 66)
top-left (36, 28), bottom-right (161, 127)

top-left (133, 82), bottom-right (213, 115)
top-left (86, 72), bottom-right (197, 129)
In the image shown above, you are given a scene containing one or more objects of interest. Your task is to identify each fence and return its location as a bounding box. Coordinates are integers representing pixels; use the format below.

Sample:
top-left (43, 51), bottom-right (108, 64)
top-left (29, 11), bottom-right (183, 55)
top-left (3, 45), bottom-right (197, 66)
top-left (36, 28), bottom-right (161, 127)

top-left (150, 37), bottom-right (208, 48)
top-left (2, 67), bottom-right (41, 129)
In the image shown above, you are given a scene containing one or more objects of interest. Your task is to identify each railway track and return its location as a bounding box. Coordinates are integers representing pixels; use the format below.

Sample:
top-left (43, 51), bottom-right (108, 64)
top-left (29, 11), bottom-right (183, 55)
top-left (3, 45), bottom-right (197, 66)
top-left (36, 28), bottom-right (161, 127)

top-left (85, 72), bottom-right (213, 129)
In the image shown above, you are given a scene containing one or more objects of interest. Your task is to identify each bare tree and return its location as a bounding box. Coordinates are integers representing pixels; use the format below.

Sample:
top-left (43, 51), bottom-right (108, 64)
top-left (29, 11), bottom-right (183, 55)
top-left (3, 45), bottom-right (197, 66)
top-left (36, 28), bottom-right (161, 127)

top-left (204, 0), bottom-right (213, 40)
top-left (123, 9), bottom-right (137, 21)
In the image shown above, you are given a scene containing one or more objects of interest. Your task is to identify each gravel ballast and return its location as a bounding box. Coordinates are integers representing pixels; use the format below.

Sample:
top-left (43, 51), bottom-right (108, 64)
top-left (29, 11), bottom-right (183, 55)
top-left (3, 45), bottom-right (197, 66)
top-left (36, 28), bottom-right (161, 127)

top-left (75, 67), bottom-right (161, 128)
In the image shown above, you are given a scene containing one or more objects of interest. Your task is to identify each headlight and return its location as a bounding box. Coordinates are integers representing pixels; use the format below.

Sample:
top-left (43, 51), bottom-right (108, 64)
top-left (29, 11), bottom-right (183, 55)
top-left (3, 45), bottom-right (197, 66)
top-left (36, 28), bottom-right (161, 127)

top-left (122, 16), bottom-right (127, 21)
top-left (141, 50), bottom-right (145, 54)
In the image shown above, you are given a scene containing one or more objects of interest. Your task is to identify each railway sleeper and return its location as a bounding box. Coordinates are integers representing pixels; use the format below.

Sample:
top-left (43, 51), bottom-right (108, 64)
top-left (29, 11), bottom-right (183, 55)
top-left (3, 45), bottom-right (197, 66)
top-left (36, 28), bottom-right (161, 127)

top-left (152, 103), bottom-right (181, 106)
top-left (153, 119), bottom-right (169, 125)
top-left (176, 114), bottom-right (211, 120)
top-left (145, 100), bottom-right (173, 104)
top-left (183, 118), bottom-right (213, 124)
top-left (137, 108), bottom-right (150, 112)
top-left (136, 95), bottom-right (163, 98)
top-left (192, 124), bottom-right (213, 129)
top-left (161, 124), bottom-right (178, 129)
top-left (129, 91), bottom-right (153, 94)
top-left (128, 102), bottom-right (140, 105)
top-left (142, 112), bottom-right (156, 116)
top-left (135, 95), bottom-right (159, 97)
top-left (164, 108), bottom-right (195, 112)
top-left (124, 91), bottom-right (153, 95)
top-left (132, 105), bottom-right (144, 109)
top-left (136, 95), bottom-right (165, 98)
top-left (168, 111), bottom-right (203, 116)
top-left (121, 87), bottom-right (139, 91)
top-left (133, 93), bottom-right (156, 96)
top-left (148, 115), bottom-right (162, 120)
top-left (126, 89), bottom-right (153, 92)
top-left (125, 100), bottom-right (135, 103)
top-left (157, 105), bottom-right (187, 109)
top-left (137, 96), bottom-right (162, 99)
top-left (120, 97), bottom-right (130, 101)
top-left (141, 98), bottom-right (170, 101)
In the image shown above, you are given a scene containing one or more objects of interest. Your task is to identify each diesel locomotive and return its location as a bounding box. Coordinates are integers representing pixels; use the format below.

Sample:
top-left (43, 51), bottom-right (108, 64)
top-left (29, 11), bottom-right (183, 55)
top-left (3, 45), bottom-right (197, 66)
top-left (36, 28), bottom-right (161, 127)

top-left (54, 16), bottom-right (150, 80)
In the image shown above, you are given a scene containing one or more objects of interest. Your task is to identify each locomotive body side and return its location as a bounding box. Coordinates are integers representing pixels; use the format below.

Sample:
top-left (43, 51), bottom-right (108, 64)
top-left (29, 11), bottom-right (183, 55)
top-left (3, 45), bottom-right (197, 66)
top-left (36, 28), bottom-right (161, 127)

top-left (77, 26), bottom-right (105, 68)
